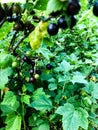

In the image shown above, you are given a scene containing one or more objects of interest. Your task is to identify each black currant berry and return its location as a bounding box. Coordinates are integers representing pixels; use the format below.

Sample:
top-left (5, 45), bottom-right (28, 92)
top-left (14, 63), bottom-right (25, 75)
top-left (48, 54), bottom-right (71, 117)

top-left (57, 16), bottom-right (68, 29)
top-left (93, 2), bottom-right (98, 16)
top-left (25, 21), bottom-right (35, 31)
top-left (13, 21), bottom-right (24, 31)
top-left (7, 16), bottom-right (13, 22)
top-left (35, 68), bottom-right (41, 75)
top-left (23, 56), bottom-right (31, 64)
top-left (29, 69), bottom-right (34, 75)
top-left (12, 14), bottom-right (20, 22)
top-left (70, 15), bottom-right (77, 29)
top-left (67, 0), bottom-right (81, 15)
top-left (29, 77), bottom-right (35, 83)
top-left (47, 23), bottom-right (59, 36)
top-left (31, 60), bottom-right (35, 67)
top-left (46, 63), bottom-right (53, 70)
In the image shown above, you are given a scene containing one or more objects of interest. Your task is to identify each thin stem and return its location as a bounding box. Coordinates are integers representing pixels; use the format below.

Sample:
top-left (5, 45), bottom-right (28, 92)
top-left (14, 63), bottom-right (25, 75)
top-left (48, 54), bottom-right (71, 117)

top-left (12, 29), bottom-right (33, 53)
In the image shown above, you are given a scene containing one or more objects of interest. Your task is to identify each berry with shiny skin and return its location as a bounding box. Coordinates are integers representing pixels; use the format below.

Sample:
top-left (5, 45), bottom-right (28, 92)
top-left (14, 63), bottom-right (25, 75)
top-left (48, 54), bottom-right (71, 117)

top-left (31, 60), bottom-right (35, 67)
top-left (93, 2), bottom-right (98, 16)
top-left (67, 0), bottom-right (81, 15)
top-left (7, 16), bottom-right (13, 22)
top-left (46, 63), bottom-right (53, 70)
top-left (47, 23), bottom-right (59, 36)
top-left (13, 21), bottom-right (24, 31)
top-left (57, 16), bottom-right (68, 29)
top-left (35, 68), bottom-right (41, 75)
top-left (23, 56), bottom-right (31, 64)
top-left (29, 69), bottom-right (34, 75)
top-left (29, 77), bottom-right (35, 83)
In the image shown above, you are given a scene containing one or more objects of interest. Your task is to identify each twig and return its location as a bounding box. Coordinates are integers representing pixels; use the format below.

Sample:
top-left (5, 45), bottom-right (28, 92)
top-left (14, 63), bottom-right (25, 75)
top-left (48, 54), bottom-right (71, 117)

top-left (8, 31), bottom-right (18, 51)
top-left (0, 19), bottom-right (6, 28)
top-left (12, 30), bottom-right (33, 52)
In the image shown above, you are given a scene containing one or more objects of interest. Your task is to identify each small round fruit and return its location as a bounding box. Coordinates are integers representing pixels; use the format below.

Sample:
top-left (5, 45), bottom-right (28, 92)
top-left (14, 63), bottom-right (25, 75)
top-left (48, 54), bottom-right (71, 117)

top-left (29, 69), bottom-right (34, 75)
top-left (7, 16), bottom-right (13, 22)
top-left (12, 4), bottom-right (21, 14)
top-left (47, 23), bottom-right (59, 36)
top-left (13, 21), bottom-right (24, 31)
top-left (46, 63), bottom-right (53, 70)
top-left (12, 14), bottom-right (20, 22)
top-left (35, 68), bottom-right (41, 75)
top-left (26, 50), bottom-right (31, 57)
top-left (93, 2), bottom-right (98, 16)
top-left (34, 74), bottom-right (40, 79)
top-left (29, 77), bottom-right (35, 83)
top-left (12, 61), bottom-right (18, 68)
top-left (67, 1), bottom-right (81, 15)
top-left (31, 60), bottom-right (35, 67)
top-left (57, 16), bottom-right (68, 29)
top-left (70, 15), bottom-right (77, 29)
top-left (23, 56), bottom-right (31, 64)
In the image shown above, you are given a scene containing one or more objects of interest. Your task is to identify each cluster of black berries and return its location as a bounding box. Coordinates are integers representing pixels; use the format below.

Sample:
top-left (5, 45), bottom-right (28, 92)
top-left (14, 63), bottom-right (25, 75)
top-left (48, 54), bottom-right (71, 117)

top-left (0, 3), bottom-right (34, 32)
top-left (47, 0), bottom-right (81, 36)
top-left (23, 56), bottom-right (53, 84)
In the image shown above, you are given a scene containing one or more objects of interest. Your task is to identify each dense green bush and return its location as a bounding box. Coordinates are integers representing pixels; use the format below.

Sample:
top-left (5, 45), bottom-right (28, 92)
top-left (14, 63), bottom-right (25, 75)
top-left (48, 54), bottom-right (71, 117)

top-left (0, 0), bottom-right (98, 130)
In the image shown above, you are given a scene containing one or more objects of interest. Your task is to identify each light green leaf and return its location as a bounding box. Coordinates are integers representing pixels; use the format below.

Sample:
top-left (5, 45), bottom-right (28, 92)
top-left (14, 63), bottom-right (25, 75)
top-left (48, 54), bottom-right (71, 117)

top-left (55, 60), bottom-right (73, 73)
top-left (32, 88), bottom-right (50, 100)
top-left (1, 91), bottom-right (19, 114)
top-left (34, 0), bottom-right (48, 10)
top-left (31, 95), bottom-right (52, 112)
top-left (48, 83), bottom-right (57, 90)
top-left (0, 67), bottom-right (13, 89)
top-left (56, 103), bottom-right (88, 130)
top-left (71, 71), bottom-right (88, 84)
top-left (47, 0), bottom-right (67, 14)
top-left (5, 113), bottom-right (21, 130)
top-left (0, 52), bottom-right (13, 68)
top-left (21, 95), bottom-right (30, 105)
top-left (37, 47), bottom-right (53, 60)
top-left (92, 83), bottom-right (98, 99)
top-left (38, 122), bottom-right (50, 130)
top-left (76, 107), bottom-right (88, 129)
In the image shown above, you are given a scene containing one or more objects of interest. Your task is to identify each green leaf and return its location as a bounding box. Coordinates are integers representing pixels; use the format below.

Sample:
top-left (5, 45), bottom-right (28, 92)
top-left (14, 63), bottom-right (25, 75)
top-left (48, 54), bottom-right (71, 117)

top-left (71, 71), bottom-right (88, 84)
top-left (0, 52), bottom-right (13, 68)
top-left (38, 122), bottom-right (50, 130)
top-left (0, 67), bottom-right (13, 89)
top-left (56, 103), bottom-right (88, 130)
top-left (32, 88), bottom-right (50, 100)
top-left (21, 95), bottom-right (30, 105)
top-left (34, 0), bottom-right (48, 10)
top-left (31, 95), bottom-right (52, 112)
top-left (1, 91), bottom-right (19, 114)
top-left (5, 113), bottom-right (21, 130)
top-left (55, 60), bottom-right (73, 73)
top-left (92, 83), bottom-right (98, 99)
top-left (37, 47), bottom-right (53, 60)
top-left (48, 83), bottom-right (57, 90)
top-left (47, 0), bottom-right (67, 14)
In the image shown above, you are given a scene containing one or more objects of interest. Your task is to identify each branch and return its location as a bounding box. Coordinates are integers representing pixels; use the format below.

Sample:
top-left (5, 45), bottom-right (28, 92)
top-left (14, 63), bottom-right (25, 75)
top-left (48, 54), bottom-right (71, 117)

top-left (8, 31), bottom-right (18, 51)
top-left (12, 29), bottom-right (33, 52)
top-left (0, 19), bottom-right (6, 28)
